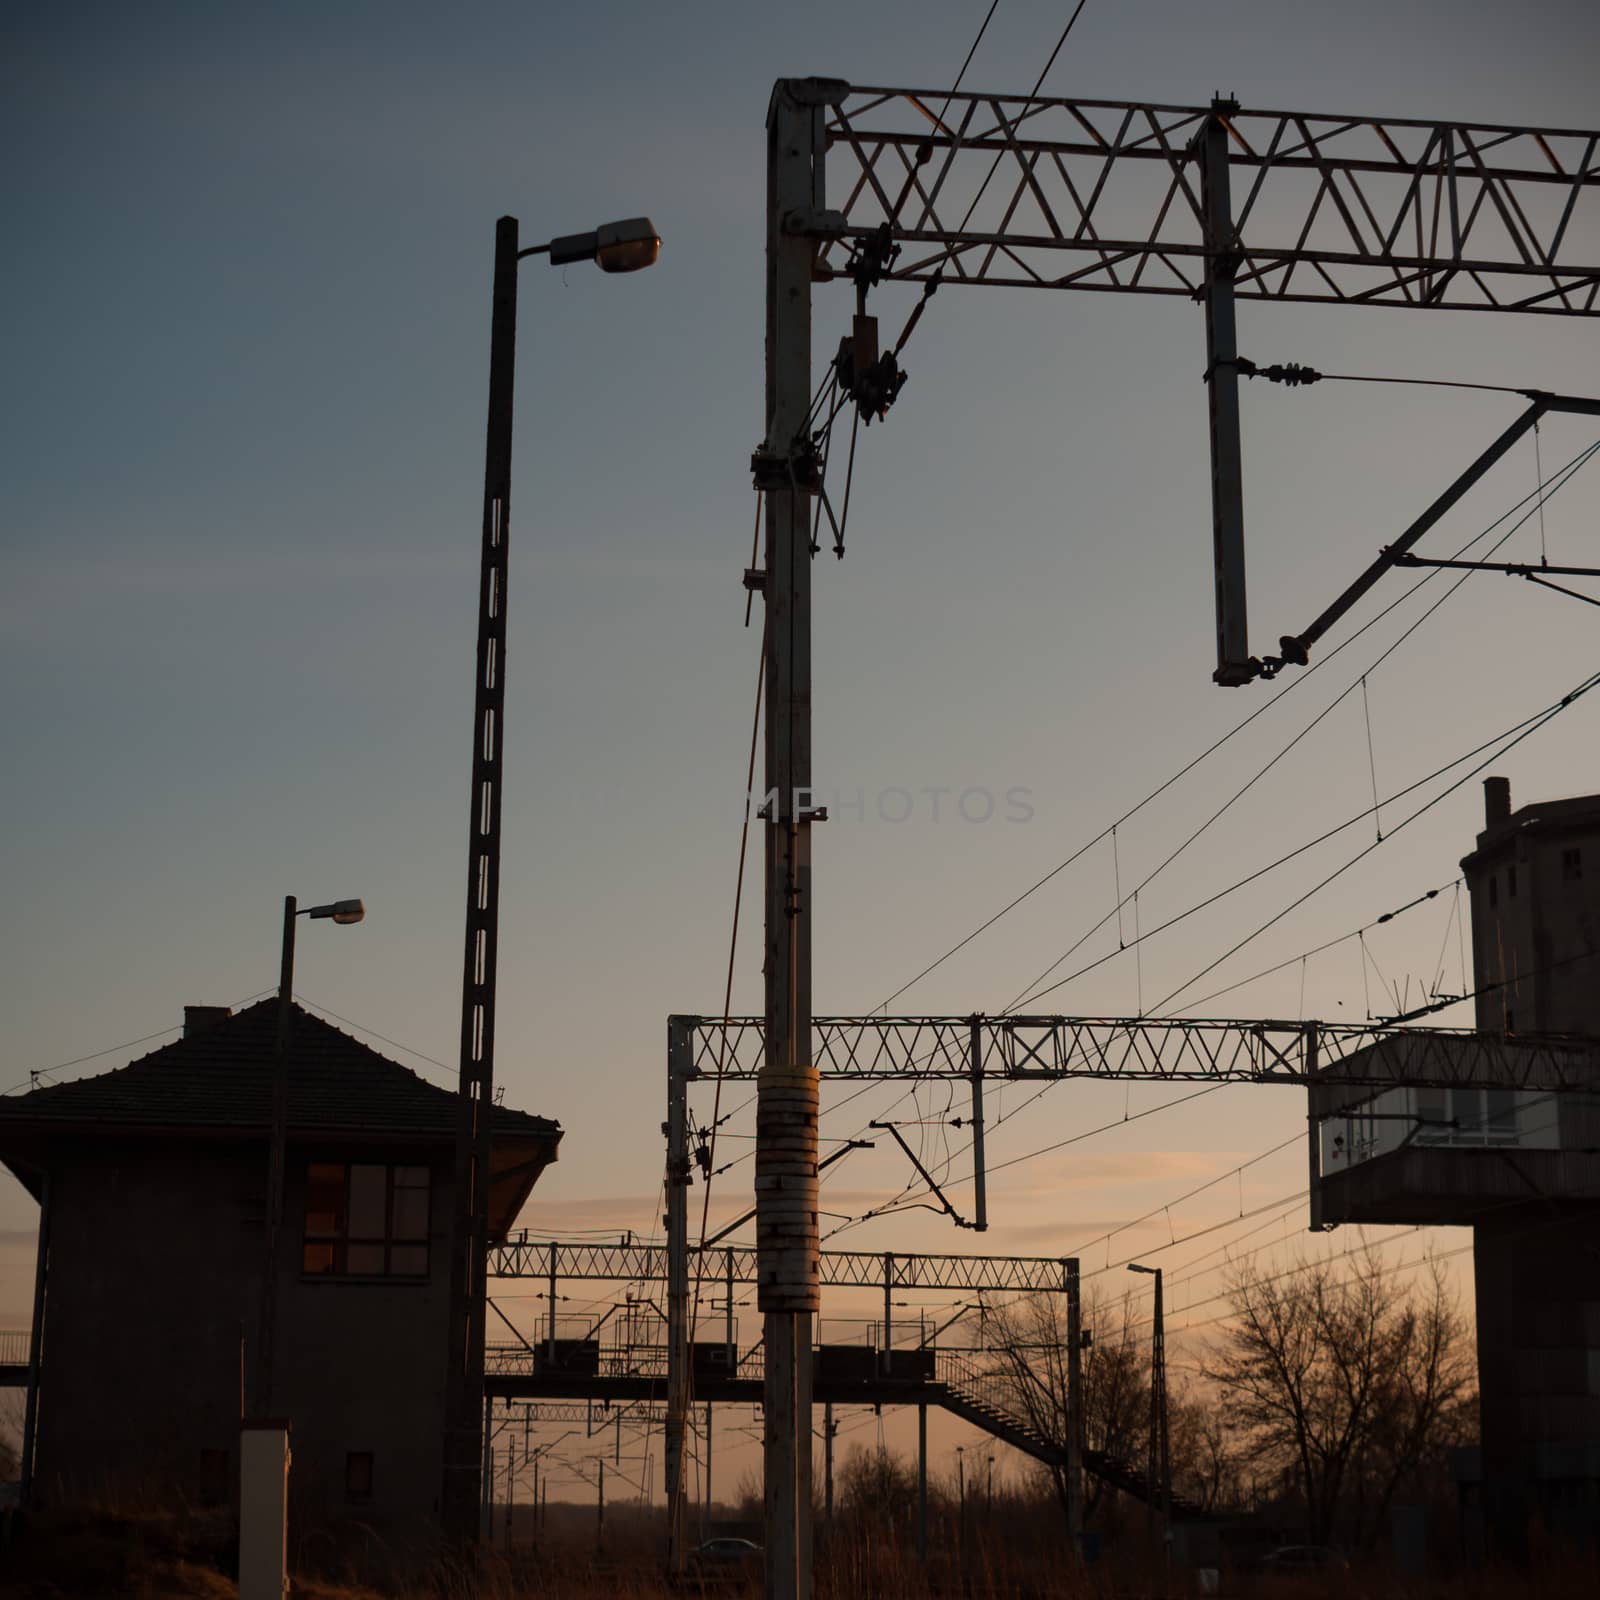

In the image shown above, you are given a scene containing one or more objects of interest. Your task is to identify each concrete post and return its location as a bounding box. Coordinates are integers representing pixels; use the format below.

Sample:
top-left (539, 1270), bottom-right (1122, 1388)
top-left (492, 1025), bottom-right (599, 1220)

top-left (1198, 102), bottom-right (1250, 686)
top-left (758, 76), bottom-right (845, 1600)
top-left (1065, 1259), bottom-right (1084, 1558)
top-left (823, 1402), bottom-right (834, 1528)
top-left (664, 1027), bottom-right (692, 1567)
top-left (917, 1404), bottom-right (928, 1564)
top-left (239, 1423), bottom-right (291, 1600)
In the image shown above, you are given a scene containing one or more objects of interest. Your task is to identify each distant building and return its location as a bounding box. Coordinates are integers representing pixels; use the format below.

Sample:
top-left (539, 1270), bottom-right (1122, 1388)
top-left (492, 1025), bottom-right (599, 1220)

top-left (0, 999), bottom-right (560, 1554)
top-left (1311, 777), bottom-right (1600, 1557)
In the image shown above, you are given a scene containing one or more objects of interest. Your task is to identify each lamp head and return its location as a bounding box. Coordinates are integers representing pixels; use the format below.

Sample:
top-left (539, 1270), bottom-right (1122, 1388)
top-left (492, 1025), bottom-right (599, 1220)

top-left (546, 217), bottom-right (661, 274)
top-left (308, 898), bottom-right (366, 925)
top-left (595, 217), bottom-right (660, 273)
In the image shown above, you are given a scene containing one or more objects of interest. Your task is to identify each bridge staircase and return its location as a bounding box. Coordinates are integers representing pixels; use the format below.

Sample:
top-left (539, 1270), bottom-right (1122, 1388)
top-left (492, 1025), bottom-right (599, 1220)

top-left (934, 1349), bottom-right (1210, 1518)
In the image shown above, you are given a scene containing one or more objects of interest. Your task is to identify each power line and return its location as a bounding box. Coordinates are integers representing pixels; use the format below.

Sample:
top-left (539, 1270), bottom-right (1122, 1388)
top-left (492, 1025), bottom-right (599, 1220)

top-left (1147, 664), bottom-right (1600, 1018)
top-left (1010, 438), bottom-right (1600, 1014)
top-left (878, 435), bottom-right (1599, 1017)
top-left (9, 985), bottom-right (278, 1096)
top-left (1013, 662), bottom-right (1600, 1016)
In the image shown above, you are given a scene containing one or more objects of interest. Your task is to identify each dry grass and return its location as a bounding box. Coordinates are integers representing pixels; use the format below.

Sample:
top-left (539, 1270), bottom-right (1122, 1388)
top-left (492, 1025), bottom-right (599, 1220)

top-left (2, 1509), bottom-right (1596, 1599)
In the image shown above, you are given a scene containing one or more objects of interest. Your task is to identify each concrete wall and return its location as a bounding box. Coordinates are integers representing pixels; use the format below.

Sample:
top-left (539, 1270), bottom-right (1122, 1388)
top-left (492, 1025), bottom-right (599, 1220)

top-left (36, 1138), bottom-right (256, 1507)
top-left (1474, 1213), bottom-right (1600, 1552)
top-left (1464, 796), bottom-right (1600, 1040)
top-left (1463, 783), bottom-right (1600, 1556)
top-left (34, 1135), bottom-right (454, 1555)
top-left (274, 1150), bottom-right (452, 1551)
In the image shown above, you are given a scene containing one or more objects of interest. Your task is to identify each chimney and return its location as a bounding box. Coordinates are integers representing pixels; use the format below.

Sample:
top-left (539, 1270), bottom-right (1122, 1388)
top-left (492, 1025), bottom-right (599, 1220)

top-left (1484, 775), bottom-right (1511, 827)
top-left (184, 1005), bottom-right (233, 1038)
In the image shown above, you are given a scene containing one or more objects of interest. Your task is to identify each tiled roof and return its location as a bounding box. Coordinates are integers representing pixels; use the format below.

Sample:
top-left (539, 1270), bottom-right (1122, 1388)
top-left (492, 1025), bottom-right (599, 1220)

top-left (0, 999), bottom-right (559, 1142)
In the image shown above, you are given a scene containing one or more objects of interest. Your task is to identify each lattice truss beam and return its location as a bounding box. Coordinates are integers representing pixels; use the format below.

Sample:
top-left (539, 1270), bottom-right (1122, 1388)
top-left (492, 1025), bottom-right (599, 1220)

top-left (671, 1014), bottom-right (1600, 1090)
top-left (816, 86), bottom-right (1600, 312)
top-left (496, 1400), bottom-right (670, 1424)
top-left (490, 1238), bottom-right (1071, 1292)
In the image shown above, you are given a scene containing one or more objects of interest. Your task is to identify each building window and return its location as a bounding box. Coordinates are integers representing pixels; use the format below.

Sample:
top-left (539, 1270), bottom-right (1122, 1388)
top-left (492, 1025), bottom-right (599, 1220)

top-left (1508, 864), bottom-right (1517, 898)
top-left (1563, 847), bottom-right (1583, 882)
top-left (346, 1451), bottom-right (374, 1503)
top-left (304, 1163), bottom-right (430, 1277)
top-left (1488, 874), bottom-right (1498, 909)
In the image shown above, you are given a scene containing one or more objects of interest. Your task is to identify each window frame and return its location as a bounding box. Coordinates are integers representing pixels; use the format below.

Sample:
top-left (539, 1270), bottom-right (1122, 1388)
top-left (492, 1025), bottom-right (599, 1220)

top-left (303, 1160), bottom-right (432, 1280)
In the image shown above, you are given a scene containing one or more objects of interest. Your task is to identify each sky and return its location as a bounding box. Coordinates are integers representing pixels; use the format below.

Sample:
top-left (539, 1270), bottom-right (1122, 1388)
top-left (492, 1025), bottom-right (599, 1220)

top-left (5, 0), bottom-right (1599, 1500)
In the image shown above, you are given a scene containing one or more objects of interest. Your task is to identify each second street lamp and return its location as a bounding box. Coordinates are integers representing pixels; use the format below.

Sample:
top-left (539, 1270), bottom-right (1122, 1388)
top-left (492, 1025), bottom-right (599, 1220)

top-left (255, 894), bottom-right (367, 1415)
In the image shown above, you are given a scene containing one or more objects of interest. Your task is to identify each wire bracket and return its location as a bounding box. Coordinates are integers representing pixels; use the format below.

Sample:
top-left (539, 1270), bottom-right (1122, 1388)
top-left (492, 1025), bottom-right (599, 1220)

top-left (869, 1120), bottom-right (978, 1231)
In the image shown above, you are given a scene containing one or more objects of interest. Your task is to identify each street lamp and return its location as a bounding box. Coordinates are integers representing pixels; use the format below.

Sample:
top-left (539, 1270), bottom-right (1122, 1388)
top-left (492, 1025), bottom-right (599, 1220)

top-left (1129, 1263), bottom-right (1171, 1584)
top-left (444, 211), bottom-right (661, 1548)
top-left (522, 216), bottom-right (661, 274)
top-left (255, 894), bottom-right (366, 1413)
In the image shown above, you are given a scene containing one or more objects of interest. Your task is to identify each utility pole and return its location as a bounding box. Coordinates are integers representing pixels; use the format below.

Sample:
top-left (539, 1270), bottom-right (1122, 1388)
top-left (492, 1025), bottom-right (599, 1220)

top-left (957, 1446), bottom-right (967, 1580)
top-left (1130, 1263), bottom-right (1171, 1583)
top-left (597, 1458), bottom-right (606, 1553)
top-left (916, 1405), bottom-right (928, 1564)
top-left (704, 1402), bottom-right (714, 1534)
top-left (822, 1403), bottom-right (835, 1528)
top-left (757, 76), bottom-right (844, 1600)
top-left (1065, 1259), bottom-right (1084, 1560)
top-left (480, 1391), bottom-right (494, 1542)
top-left (664, 1038), bottom-right (691, 1568)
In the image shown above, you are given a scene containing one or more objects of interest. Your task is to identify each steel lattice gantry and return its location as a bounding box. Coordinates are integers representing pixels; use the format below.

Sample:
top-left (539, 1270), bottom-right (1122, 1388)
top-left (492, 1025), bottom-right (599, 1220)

top-left (816, 87), bottom-right (1600, 310)
top-left (491, 1237), bottom-right (1075, 1292)
top-left (671, 1013), bottom-right (1600, 1089)
top-left (802, 83), bottom-right (1600, 684)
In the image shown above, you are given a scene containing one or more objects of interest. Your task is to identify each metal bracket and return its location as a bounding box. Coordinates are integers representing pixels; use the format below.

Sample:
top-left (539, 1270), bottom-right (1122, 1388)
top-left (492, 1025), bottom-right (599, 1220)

top-left (869, 1121), bottom-right (977, 1230)
top-left (750, 447), bottom-right (821, 492)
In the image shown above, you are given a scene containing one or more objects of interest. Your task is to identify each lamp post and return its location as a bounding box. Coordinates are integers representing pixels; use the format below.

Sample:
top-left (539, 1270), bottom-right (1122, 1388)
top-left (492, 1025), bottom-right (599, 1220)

top-left (254, 896), bottom-right (365, 1415)
top-left (443, 211), bottom-right (661, 1546)
top-left (1129, 1262), bottom-right (1171, 1585)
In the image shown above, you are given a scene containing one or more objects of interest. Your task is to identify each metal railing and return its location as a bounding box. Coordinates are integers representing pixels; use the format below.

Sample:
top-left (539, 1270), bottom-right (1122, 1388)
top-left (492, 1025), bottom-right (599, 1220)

top-left (0, 1330), bottom-right (31, 1366)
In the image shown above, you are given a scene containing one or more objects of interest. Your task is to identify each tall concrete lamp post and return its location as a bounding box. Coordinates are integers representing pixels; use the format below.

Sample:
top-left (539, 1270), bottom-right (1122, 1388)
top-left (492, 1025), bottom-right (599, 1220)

top-left (443, 211), bottom-right (660, 1545)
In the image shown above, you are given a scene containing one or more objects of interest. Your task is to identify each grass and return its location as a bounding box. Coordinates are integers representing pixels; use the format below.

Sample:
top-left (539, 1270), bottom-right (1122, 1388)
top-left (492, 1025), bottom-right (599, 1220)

top-left (1, 1507), bottom-right (1596, 1598)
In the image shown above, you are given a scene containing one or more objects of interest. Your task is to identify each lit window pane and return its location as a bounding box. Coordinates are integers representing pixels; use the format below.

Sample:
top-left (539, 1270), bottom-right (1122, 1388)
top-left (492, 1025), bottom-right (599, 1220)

top-left (348, 1243), bottom-right (385, 1275)
top-left (391, 1245), bottom-right (428, 1277)
top-left (306, 1164), bottom-right (346, 1234)
top-left (304, 1242), bottom-right (337, 1274)
top-left (1487, 1089), bottom-right (1517, 1138)
top-left (393, 1187), bottom-right (429, 1240)
top-left (349, 1166), bottom-right (387, 1238)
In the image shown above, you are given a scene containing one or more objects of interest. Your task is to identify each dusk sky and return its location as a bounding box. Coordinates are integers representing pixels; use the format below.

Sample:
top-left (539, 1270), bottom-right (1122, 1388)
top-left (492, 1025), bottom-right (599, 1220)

top-left (6, 0), bottom-right (1598, 1494)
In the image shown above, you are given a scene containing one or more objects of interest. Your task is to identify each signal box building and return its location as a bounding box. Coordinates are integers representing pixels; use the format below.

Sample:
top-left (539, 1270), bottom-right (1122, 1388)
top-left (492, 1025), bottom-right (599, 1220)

top-left (0, 1000), bottom-right (560, 1550)
top-left (1309, 777), bottom-right (1600, 1555)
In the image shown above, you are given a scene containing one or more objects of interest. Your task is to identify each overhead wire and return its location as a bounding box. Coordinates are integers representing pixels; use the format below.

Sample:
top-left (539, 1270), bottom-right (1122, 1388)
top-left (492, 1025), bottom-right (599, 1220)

top-left (1010, 660), bottom-right (1600, 1017)
top-left (877, 434), bottom-right (1599, 1017)
top-left (1008, 436), bottom-right (1600, 1014)
top-left (8, 985), bottom-right (279, 1097)
top-left (1147, 663), bottom-right (1600, 1017)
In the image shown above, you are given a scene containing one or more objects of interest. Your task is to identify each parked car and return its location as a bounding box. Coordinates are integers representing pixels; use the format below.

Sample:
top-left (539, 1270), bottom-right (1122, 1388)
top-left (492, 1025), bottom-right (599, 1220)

top-left (1260, 1544), bottom-right (1349, 1572)
top-left (688, 1537), bottom-right (762, 1569)
top-left (685, 1537), bottom-right (763, 1587)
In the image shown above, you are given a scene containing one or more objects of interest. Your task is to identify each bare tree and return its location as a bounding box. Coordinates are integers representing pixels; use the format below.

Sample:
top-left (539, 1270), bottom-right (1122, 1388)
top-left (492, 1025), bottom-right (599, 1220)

top-left (1201, 1242), bottom-right (1475, 1545)
top-left (836, 1442), bottom-right (918, 1528)
top-left (980, 1288), bottom-right (1152, 1523)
